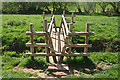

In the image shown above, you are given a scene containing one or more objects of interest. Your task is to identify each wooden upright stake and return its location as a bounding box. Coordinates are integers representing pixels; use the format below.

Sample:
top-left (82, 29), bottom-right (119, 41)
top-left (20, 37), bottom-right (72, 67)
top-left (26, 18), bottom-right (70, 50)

top-left (84, 23), bottom-right (89, 54)
top-left (51, 11), bottom-right (53, 16)
top-left (68, 23), bottom-right (73, 54)
top-left (72, 12), bottom-right (74, 23)
top-left (43, 12), bottom-right (45, 19)
top-left (29, 23), bottom-right (34, 60)
top-left (53, 17), bottom-right (57, 32)
top-left (43, 19), bottom-right (49, 62)
top-left (63, 10), bottom-right (65, 16)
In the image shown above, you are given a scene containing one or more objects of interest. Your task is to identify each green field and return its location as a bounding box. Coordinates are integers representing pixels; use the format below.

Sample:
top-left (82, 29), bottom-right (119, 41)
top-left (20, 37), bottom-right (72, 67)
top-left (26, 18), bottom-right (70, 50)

top-left (2, 14), bottom-right (119, 52)
top-left (1, 14), bottom-right (119, 78)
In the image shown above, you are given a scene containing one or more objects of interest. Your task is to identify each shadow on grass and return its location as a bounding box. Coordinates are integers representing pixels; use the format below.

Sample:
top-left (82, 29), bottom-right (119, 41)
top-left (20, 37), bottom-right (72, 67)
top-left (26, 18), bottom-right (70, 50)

top-left (63, 56), bottom-right (96, 73)
top-left (18, 57), bottom-right (48, 70)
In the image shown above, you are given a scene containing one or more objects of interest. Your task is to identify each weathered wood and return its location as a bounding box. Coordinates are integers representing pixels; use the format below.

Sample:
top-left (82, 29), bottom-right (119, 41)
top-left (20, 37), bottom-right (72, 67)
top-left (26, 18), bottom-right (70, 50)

top-left (26, 43), bottom-right (51, 47)
top-left (59, 18), bottom-right (63, 32)
top-left (66, 22), bottom-right (75, 23)
top-left (51, 11), bottom-right (53, 16)
top-left (42, 14), bottom-right (52, 17)
top-left (43, 19), bottom-right (49, 62)
top-left (26, 53), bottom-right (90, 56)
top-left (41, 21), bottom-right (50, 23)
top-left (68, 32), bottom-right (94, 36)
top-left (72, 12), bottom-right (74, 23)
top-left (48, 15), bottom-right (54, 33)
top-left (63, 10), bottom-right (65, 16)
top-left (84, 23), bottom-right (89, 54)
top-left (26, 32), bottom-right (48, 35)
top-left (53, 17), bottom-right (57, 32)
top-left (48, 63), bottom-right (69, 71)
top-left (43, 12), bottom-right (45, 19)
top-left (62, 15), bottom-right (69, 35)
top-left (65, 44), bottom-right (92, 47)
top-left (68, 23), bottom-right (73, 54)
top-left (62, 24), bottom-right (66, 39)
top-left (64, 15), bottom-right (76, 17)
top-left (29, 23), bottom-right (34, 60)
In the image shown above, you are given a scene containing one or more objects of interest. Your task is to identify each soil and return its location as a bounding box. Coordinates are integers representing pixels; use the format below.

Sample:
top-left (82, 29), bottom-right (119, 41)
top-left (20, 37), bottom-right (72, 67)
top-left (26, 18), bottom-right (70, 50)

top-left (13, 62), bottom-right (112, 78)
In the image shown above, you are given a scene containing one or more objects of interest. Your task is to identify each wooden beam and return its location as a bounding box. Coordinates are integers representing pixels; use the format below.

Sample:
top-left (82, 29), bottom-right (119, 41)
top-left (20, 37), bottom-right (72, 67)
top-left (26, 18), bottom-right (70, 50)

top-left (41, 14), bottom-right (52, 17)
top-left (26, 43), bottom-right (52, 47)
top-left (62, 15), bottom-right (69, 35)
top-left (66, 22), bottom-right (75, 23)
top-left (68, 32), bottom-right (94, 36)
top-left (26, 32), bottom-right (48, 35)
top-left (29, 23), bottom-right (34, 60)
top-left (64, 15), bottom-right (76, 17)
top-left (65, 44), bottom-right (92, 47)
top-left (48, 15), bottom-right (54, 33)
top-left (26, 53), bottom-right (90, 56)
top-left (43, 12), bottom-right (45, 19)
top-left (84, 23), bottom-right (89, 54)
top-left (41, 21), bottom-right (50, 23)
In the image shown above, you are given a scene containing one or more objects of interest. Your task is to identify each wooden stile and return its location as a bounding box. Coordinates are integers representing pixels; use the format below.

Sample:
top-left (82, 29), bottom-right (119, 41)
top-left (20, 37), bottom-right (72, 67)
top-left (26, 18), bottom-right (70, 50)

top-left (26, 11), bottom-right (94, 63)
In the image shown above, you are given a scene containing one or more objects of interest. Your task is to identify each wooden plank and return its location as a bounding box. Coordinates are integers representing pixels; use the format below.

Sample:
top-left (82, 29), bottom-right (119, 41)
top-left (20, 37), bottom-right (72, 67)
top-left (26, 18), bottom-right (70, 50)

top-left (48, 15), bottom-right (54, 33)
top-left (66, 22), bottom-right (75, 23)
top-left (84, 23), bottom-right (89, 54)
top-left (65, 44), bottom-right (92, 47)
top-left (26, 43), bottom-right (51, 47)
top-left (26, 32), bottom-right (48, 35)
top-left (48, 63), bottom-right (69, 71)
top-left (68, 23), bottom-right (73, 54)
top-left (43, 12), bottom-right (45, 19)
top-left (53, 17), bottom-right (57, 32)
top-left (68, 32), bottom-right (94, 36)
top-left (62, 15), bottom-right (69, 35)
top-left (29, 23), bottom-right (34, 60)
top-left (62, 24), bottom-right (66, 39)
top-left (41, 21), bottom-right (50, 23)
top-left (26, 53), bottom-right (90, 56)
top-left (41, 14), bottom-right (52, 17)
top-left (63, 10), bottom-right (65, 16)
top-left (64, 15), bottom-right (76, 17)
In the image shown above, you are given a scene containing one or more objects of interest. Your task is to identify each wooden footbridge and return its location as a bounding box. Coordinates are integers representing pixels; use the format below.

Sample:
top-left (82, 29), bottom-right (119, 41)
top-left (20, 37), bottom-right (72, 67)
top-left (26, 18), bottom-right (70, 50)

top-left (26, 11), bottom-right (94, 63)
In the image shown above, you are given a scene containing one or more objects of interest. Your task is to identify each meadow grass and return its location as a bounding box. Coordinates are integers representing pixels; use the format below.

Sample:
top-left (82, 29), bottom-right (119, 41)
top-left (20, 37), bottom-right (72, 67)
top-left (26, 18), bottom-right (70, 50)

top-left (2, 14), bottom-right (119, 52)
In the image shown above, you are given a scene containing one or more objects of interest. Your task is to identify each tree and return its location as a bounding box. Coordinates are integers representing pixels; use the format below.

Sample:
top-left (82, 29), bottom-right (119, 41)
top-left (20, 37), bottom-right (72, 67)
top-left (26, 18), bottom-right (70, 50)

top-left (109, 2), bottom-right (120, 13)
top-left (98, 2), bottom-right (109, 13)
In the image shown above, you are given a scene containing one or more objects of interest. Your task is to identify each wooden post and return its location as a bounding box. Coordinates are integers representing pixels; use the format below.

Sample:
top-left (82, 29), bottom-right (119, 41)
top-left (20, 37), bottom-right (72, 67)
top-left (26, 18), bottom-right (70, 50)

top-left (43, 12), bottom-right (45, 19)
top-left (43, 19), bottom-right (49, 62)
top-left (72, 12), bottom-right (74, 23)
top-left (63, 10), bottom-right (65, 16)
top-left (51, 11), bottom-right (53, 16)
top-left (29, 23), bottom-right (34, 60)
top-left (84, 23), bottom-right (89, 54)
top-left (53, 17), bottom-right (57, 32)
top-left (68, 23), bottom-right (73, 54)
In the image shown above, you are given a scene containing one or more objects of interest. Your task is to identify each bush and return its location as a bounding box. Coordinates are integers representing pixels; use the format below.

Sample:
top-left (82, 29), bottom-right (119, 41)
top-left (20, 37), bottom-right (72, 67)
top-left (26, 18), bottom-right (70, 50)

top-left (3, 51), bottom-right (21, 57)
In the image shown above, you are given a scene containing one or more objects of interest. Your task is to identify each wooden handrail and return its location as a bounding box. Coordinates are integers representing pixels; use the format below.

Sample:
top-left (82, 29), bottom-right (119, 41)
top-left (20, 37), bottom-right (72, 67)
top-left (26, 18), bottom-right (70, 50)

top-left (62, 15), bottom-right (69, 35)
top-left (48, 15), bottom-right (54, 34)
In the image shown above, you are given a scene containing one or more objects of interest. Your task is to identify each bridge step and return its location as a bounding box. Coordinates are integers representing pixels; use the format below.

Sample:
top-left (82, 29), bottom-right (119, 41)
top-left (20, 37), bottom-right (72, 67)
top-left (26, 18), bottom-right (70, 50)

top-left (26, 43), bottom-right (51, 47)
top-left (26, 53), bottom-right (90, 56)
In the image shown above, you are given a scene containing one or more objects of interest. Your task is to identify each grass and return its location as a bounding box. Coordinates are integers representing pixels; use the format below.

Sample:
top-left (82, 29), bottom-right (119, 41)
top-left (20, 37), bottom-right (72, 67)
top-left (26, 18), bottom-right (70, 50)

top-left (1, 51), bottom-right (119, 78)
top-left (2, 14), bottom-right (119, 53)
top-left (1, 14), bottom-right (119, 78)
top-left (62, 52), bottom-right (119, 78)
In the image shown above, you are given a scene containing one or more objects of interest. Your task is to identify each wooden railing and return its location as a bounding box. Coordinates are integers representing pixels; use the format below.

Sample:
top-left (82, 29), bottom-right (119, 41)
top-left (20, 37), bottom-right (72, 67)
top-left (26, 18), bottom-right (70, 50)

top-left (60, 14), bottom-right (94, 56)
